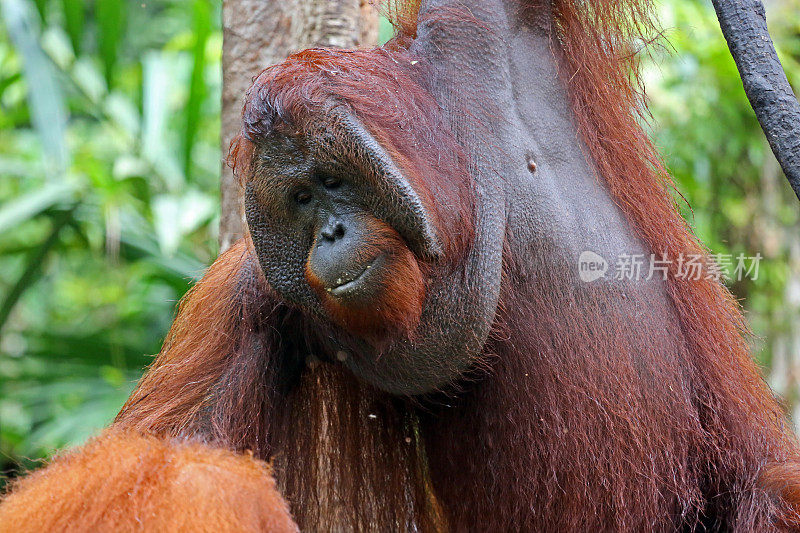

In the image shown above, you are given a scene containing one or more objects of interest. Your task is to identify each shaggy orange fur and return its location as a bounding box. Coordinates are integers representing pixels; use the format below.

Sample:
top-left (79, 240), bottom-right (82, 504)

top-left (0, 431), bottom-right (298, 532)
top-left (4, 1), bottom-right (800, 530)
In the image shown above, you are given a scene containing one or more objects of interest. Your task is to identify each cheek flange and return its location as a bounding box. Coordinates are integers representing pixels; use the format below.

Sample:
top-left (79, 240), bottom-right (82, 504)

top-left (308, 108), bottom-right (444, 262)
top-left (245, 186), bottom-right (318, 309)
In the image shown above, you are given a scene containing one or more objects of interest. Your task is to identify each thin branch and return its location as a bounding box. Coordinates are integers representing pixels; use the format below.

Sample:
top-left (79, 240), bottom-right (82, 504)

top-left (712, 0), bottom-right (800, 201)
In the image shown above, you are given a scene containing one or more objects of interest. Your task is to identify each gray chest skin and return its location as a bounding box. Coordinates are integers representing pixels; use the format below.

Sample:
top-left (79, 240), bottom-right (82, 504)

top-left (256, 1), bottom-right (683, 395)
top-left (372, 0), bottom-right (687, 387)
top-left (414, 0), bottom-right (653, 278)
top-left (414, 0), bottom-right (674, 300)
top-left (340, 0), bottom-right (681, 395)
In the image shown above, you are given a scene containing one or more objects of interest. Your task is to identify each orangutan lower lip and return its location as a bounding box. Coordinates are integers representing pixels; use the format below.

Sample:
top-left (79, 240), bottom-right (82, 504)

top-left (329, 256), bottom-right (382, 296)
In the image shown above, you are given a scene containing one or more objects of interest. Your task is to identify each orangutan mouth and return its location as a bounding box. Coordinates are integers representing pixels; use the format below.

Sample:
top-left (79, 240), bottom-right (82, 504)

top-left (329, 255), bottom-right (384, 297)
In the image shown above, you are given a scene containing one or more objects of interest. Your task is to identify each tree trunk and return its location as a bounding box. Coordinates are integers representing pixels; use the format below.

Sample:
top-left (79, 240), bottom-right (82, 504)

top-left (219, 0), bottom-right (378, 251)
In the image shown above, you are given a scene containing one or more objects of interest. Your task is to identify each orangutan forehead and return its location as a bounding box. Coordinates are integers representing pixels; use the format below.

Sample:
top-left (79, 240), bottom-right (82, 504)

top-left (251, 131), bottom-right (356, 190)
top-left (240, 47), bottom-right (435, 141)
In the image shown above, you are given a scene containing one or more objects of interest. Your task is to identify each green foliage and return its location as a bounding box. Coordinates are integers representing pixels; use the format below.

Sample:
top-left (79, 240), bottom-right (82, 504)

top-left (0, 0), bottom-right (798, 490)
top-left (646, 0), bottom-right (800, 386)
top-left (0, 0), bottom-right (220, 487)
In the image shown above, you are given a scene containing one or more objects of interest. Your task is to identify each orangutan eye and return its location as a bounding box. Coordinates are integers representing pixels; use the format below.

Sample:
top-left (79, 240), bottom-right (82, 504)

top-left (322, 176), bottom-right (341, 189)
top-left (295, 191), bottom-right (313, 205)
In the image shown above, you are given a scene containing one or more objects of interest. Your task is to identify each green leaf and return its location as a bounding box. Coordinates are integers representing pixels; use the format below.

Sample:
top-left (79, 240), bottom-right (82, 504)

top-left (0, 181), bottom-right (78, 234)
top-left (60, 0), bottom-right (83, 55)
top-left (378, 16), bottom-right (393, 45)
top-left (1, 0), bottom-right (69, 173)
top-left (40, 25), bottom-right (75, 70)
top-left (0, 207), bottom-right (74, 334)
top-left (95, 0), bottom-right (125, 87)
top-left (0, 71), bottom-right (22, 96)
top-left (119, 214), bottom-right (207, 281)
top-left (142, 52), bottom-right (184, 191)
top-left (152, 190), bottom-right (214, 256)
top-left (72, 57), bottom-right (106, 103)
top-left (103, 92), bottom-right (141, 138)
top-left (183, 0), bottom-right (211, 179)
top-left (31, 0), bottom-right (47, 23)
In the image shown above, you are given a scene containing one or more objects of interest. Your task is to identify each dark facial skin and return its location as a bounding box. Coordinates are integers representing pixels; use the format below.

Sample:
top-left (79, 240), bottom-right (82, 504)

top-left (245, 115), bottom-right (433, 349)
top-left (290, 173), bottom-right (375, 299)
top-left (244, 106), bottom-right (497, 395)
top-left (249, 136), bottom-right (399, 295)
top-left (248, 150), bottom-right (369, 301)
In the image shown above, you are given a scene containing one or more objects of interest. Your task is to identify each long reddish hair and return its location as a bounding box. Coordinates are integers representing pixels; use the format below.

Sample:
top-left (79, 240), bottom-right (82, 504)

top-left (412, 0), bottom-right (800, 530)
top-left (116, 1), bottom-right (800, 530)
top-left (116, 238), bottom-right (439, 530)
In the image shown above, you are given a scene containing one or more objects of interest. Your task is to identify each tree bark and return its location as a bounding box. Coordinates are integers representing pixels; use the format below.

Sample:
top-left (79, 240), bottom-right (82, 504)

top-left (712, 0), bottom-right (800, 201)
top-left (219, 0), bottom-right (379, 251)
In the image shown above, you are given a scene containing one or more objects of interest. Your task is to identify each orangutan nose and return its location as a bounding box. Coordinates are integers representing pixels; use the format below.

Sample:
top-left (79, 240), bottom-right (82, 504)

top-left (309, 214), bottom-right (373, 294)
top-left (320, 219), bottom-right (346, 242)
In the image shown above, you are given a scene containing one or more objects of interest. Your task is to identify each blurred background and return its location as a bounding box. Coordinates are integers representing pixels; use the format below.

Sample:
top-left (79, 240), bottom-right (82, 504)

top-left (0, 0), bottom-right (798, 489)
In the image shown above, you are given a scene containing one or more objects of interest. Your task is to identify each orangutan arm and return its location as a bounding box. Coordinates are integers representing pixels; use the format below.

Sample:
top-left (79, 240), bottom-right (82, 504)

top-left (0, 431), bottom-right (298, 533)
